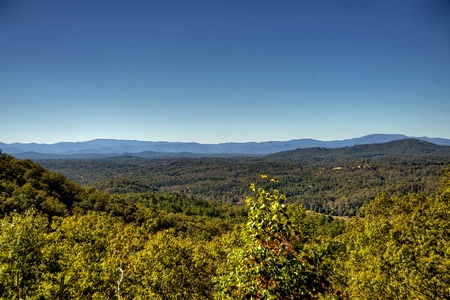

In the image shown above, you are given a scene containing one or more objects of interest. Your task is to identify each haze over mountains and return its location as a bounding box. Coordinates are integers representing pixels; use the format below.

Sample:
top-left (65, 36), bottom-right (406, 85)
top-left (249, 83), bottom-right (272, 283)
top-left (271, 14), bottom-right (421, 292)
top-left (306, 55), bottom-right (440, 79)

top-left (1, 134), bottom-right (450, 159)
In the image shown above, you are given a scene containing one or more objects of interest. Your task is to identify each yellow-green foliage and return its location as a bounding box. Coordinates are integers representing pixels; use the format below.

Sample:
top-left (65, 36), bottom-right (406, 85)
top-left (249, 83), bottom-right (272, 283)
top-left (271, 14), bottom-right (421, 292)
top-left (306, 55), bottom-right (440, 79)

top-left (1, 151), bottom-right (449, 299)
top-left (214, 175), bottom-right (336, 299)
top-left (0, 211), bottom-right (48, 299)
top-left (339, 168), bottom-right (450, 299)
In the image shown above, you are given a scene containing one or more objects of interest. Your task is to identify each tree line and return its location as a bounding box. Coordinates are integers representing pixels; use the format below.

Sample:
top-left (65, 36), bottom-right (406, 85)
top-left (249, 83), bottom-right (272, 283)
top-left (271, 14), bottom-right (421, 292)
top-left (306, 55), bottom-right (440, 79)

top-left (1, 151), bottom-right (449, 299)
top-left (39, 154), bottom-right (449, 216)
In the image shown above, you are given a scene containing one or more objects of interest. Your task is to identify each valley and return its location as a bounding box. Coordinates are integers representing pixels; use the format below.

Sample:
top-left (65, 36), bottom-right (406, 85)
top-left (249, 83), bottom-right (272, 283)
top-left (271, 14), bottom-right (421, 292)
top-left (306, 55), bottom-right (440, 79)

top-left (1, 138), bottom-right (449, 298)
top-left (38, 139), bottom-right (450, 216)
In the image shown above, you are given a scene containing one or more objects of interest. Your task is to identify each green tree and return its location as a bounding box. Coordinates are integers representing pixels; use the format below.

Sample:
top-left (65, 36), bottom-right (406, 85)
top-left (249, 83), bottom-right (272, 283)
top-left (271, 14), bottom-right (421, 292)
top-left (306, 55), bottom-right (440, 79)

top-left (340, 167), bottom-right (450, 299)
top-left (45, 212), bottom-right (125, 299)
top-left (0, 211), bottom-right (49, 299)
top-left (125, 231), bottom-right (218, 299)
top-left (214, 175), bottom-right (334, 299)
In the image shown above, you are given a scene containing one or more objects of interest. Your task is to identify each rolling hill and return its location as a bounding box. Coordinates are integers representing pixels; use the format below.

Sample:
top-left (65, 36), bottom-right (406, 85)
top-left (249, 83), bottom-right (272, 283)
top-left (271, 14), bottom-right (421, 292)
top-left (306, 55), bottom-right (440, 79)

top-left (266, 139), bottom-right (450, 162)
top-left (2, 134), bottom-right (450, 159)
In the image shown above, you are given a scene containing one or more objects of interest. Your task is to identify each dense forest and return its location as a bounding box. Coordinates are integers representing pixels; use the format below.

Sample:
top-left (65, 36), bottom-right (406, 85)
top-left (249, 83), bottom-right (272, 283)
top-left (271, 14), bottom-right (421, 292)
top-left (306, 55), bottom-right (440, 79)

top-left (38, 139), bottom-right (450, 216)
top-left (1, 148), bottom-right (450, 299)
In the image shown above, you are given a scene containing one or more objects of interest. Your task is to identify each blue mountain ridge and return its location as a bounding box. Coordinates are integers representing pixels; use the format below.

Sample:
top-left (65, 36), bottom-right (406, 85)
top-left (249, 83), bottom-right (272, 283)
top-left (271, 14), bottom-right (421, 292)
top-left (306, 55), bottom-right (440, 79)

top-left (1, 134), bottom-right (450, 157)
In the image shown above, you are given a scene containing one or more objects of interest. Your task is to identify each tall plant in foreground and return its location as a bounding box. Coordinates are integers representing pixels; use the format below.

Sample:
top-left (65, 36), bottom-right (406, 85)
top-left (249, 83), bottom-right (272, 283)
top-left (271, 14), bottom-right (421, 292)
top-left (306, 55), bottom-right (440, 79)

top-left (214, 175), bottom-right (334, 299)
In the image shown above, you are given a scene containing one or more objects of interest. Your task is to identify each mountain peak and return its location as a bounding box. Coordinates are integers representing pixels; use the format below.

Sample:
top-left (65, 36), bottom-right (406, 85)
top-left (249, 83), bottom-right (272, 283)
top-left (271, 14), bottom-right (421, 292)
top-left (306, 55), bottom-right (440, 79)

top-left (2, 134), bottom-right (450, 159)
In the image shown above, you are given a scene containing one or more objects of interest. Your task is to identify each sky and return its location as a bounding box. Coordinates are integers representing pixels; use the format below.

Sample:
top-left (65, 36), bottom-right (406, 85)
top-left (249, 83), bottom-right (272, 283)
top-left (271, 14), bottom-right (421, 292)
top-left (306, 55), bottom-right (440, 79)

top-left (1, 0), bottom-right (449, 144)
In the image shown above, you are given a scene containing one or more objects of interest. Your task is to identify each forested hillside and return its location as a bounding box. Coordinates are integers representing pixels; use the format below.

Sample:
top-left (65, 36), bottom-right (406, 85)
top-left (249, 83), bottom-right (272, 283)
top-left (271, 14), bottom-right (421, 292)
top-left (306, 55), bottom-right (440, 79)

top-left (38, 139), bottom-right (450, 216)
top-left (4, 135), bottom-right (450, 157)
top-left (1, 150), bottom-right (449, 298)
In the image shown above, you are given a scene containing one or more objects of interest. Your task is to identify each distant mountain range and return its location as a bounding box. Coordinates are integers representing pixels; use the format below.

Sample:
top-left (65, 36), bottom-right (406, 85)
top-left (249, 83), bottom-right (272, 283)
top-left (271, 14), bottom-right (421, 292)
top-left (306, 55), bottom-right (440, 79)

top-left (266, 139), bottom-right (450, 162)
top-left (1, 134), bottom-right (450, 159)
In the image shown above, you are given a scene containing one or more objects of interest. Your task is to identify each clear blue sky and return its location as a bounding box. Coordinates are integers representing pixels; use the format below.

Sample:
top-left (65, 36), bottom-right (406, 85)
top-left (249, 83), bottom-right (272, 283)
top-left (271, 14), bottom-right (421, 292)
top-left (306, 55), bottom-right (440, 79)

top-left (1, 0), bottom-right (449, 144)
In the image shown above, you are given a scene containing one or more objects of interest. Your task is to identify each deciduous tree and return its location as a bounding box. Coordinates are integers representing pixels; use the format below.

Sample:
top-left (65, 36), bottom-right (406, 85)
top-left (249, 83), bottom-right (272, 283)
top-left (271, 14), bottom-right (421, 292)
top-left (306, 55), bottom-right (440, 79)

top-left (0, 211), bottom-right (49, 299)
top-left (214, 175), bottom-right (334, 299)
top-left (340, 167), bottom-right (450, 299)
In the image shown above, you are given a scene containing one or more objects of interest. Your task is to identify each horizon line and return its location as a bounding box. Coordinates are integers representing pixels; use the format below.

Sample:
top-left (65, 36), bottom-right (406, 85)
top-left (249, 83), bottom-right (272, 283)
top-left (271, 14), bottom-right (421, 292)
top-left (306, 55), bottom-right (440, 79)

top-left (2, 133), bottom-right (447, 145)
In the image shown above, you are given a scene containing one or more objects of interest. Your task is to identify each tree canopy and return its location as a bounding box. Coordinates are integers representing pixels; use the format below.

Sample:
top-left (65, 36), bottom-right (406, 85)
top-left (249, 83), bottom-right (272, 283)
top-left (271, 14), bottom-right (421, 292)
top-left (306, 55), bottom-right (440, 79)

top-left (0, 151), bottom-right (449, 299)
